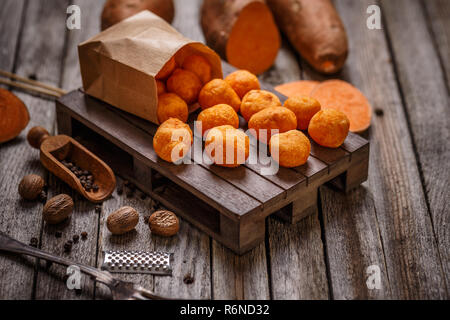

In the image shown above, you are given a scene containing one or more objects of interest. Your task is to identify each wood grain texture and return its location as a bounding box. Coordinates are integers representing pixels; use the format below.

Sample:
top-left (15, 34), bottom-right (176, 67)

top-left (311, 0), bottom-right (446, 299)
top-left (264, 42), bottom-right (329, 299)
top-left (423, 0), bottom-right (450, 90)
top-left (34, 0), bottom-right (104, 300)
top-left (0, 0), bottom-right (67, 299)
top-left (381, 0), bottom-right (450, 291)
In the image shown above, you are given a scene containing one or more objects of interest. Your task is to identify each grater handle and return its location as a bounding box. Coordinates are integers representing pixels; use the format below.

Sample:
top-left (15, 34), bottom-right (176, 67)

top-left (0, 232), bottom-right (114, 285)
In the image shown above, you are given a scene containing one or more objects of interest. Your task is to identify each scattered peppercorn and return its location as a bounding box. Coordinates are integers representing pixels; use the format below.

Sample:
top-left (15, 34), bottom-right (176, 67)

top-left (81, 231), bottom-right (88, 239)
top-left (29, 237), bottom-right (38, 247)
top-left (72, 234), bottom-right (79, 243)
top-left (375, 108), bottom-right (384, 117)
top-left (117, 184), bottom-right (123, 195)
top-left (61, 160), bottom-right (97, 193)
top-left (64, 242), bottom-right (72, 252)
top-left (183, 274), bottom-right (194, 285)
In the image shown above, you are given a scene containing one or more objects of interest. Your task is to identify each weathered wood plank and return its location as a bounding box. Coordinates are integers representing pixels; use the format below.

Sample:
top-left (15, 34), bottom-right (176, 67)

top-left (0, 0), bottom-right (67, 300)
top-left (304, 0), bottom-right (446, 299)
top-left (265, 43), bottom-right (329, 300)
top-left (172, 0), bottom-right (270, 298)
top-left (381, 0), bottom-right (450, 291)
top-left (34, 0), bottom-right (103, 300)
top-left (423, 0), bottom-right (450, 90)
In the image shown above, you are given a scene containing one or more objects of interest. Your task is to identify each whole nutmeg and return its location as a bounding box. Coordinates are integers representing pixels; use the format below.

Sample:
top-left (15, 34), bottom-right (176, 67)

top-left (106, 206), bottom-right (139, 235)
top-left (148, 210), bottom-right (179, 237)
top-left (18, 174), bottom-right (45, 200)
top-left (43, 194), bottom-right (73, 224)
top-left (27, 126), bottom-right (50, 149)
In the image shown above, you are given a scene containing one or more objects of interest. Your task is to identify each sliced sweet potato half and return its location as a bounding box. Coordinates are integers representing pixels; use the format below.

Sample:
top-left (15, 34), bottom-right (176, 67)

top-left (201, 0), bottom-right (280, 75)
top-left (0, 88), bottom-right (30, 143)
top-left (310, 80), bottom-right (372, 132)
top-left (275, 80), bottom-right (320, 98)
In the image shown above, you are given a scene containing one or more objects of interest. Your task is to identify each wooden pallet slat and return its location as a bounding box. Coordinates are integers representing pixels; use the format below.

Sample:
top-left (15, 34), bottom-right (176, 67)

top-left (56, 77), bottom-right (369, 254)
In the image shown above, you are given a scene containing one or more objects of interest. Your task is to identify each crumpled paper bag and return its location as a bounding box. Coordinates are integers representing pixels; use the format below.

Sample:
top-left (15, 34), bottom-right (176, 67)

top-left (78, 10), bottom-right (222, 124)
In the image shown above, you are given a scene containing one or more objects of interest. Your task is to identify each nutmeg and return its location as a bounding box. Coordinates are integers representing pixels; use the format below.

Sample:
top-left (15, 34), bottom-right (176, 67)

top-left (43, 194), bottom-right (73, 224)
top-left (106, 206), bottom-right (139, 235)
top-left (148, 210), bottom-right (179, 237)
top-left (18, 174), bottom-right (45, 200)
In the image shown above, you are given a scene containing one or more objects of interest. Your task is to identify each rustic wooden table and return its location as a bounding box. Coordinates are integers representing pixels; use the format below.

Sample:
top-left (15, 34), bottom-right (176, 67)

top-left (0, 0), bottom-right (448, 300)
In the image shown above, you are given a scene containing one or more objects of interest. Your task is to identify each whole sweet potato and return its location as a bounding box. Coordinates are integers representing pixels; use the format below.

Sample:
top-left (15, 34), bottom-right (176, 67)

top-left (266, 0), bottom-right (348, 74)
top-left (101, 0), bottom-right (174, 30)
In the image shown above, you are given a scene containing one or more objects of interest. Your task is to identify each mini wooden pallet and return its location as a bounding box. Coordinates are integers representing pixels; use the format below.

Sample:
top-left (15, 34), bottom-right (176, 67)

top-left (55, 77), bottom-right (369, 255)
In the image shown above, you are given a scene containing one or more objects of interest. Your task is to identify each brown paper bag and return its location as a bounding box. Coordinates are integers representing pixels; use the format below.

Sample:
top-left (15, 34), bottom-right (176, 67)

top-left (78, 11), bottom-right (222, 124)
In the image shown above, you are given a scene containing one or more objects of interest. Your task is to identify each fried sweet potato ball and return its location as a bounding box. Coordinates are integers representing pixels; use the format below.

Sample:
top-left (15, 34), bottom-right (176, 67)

top-left (308, 109), bottom-right (349, 148)
top-left (153, 118), bottom-right (193, 163)
top-left (198, 79), bottom-right (241, 112)
top-left (248, 106), bottom-right (297, 143)
top-left (155, 56), bottom-right (176, 80)
top-left (157, 93), bottom-right (188, 124)
top-left (156, 80), bottom-right (166, 95)
top-left (196, 104), bottom-right (239, 137)
top-left (166, 68), bottom-right (202, 104)
top-left (224, 70), bottom-right (260, 99)
top-left (182, 54), bottom-right (212, 84)
top-left (240, 89), bottom-right (281, 122)
top-left (284, 95), bottom-right (321, 130)
top-left (270, 130), bottom-right (311, 168)
top-left (205, 125), bottom-right (249, 167)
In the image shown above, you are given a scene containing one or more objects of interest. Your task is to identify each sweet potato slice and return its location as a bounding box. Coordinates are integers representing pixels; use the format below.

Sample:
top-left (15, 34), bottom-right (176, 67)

top-left (266, 0), bottom-right (348, 74)
top-left (310, 80), bottom-right (372, 132)
top-left (101, 0), bottom-right (174, 30)
top-left (0, 88), bottom-right (30, 143)
top-left (275, 80), bottom-right (320, 98)
top-left (201, 0), bottom-right (280, 75)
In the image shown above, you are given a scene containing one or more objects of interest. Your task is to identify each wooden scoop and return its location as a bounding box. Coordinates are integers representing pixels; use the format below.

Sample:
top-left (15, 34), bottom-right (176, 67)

top-left (28, 126), bottom-right (116, 203)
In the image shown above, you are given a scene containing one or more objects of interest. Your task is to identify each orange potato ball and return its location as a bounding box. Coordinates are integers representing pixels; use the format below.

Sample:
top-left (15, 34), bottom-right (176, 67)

top-left (284, 95), bottom-right (321, 130)
top-left (248, 106), bottom-right (297, 143)
top-left (166, 68), bottom-right (202, 104)
top-left (196, 104), bottom-right (239, 137)
top-left (198, 79), bottom-right (241, 112)
top-left (240, 89), bottom-right (282, 122)
top-left (205, 125), bottom-right (249, 167)
top-left (156, 80), bottom-right (166, 95)
top-left (153, 118), bottom-right (193, 163)
top-left (157, 93), bottom-right (188, 124)
top-left (308, 109), bottom-right (350, 148)
top-left (269, 130), bottom-right (311, 168)
top-left (182, 54), bottom-right (212, 84)
top-left (156, 56), bottom-right (176, 80)
top-left (224, 70), bottom-right (260, 99)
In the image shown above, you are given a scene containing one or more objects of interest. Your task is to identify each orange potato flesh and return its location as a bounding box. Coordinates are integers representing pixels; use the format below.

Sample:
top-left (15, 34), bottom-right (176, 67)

top-left (311, 80), bottom-right (372, 132)
top-left (226, 2), bottom-right (280, 75)
top-left (274, 80), bottom-right (320, 98)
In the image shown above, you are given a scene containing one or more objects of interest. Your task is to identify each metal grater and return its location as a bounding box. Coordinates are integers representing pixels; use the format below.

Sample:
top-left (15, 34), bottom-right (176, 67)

top-left (101, 250), bottom-right (173, 276)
